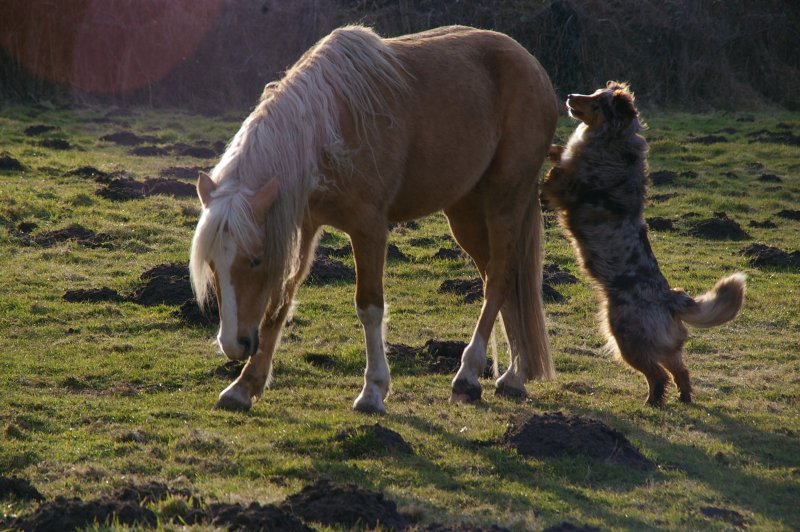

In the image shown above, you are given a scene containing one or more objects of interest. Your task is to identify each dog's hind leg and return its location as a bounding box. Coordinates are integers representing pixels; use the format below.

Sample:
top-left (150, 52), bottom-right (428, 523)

top-left (662, 351), bottom-right (692, 403)
top-left (619, 348), bottom-right (670, 407)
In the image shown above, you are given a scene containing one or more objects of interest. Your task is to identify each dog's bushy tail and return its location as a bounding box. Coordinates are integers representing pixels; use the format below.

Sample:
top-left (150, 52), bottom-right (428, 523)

top-left (676, 273), bottom-right (746, 328)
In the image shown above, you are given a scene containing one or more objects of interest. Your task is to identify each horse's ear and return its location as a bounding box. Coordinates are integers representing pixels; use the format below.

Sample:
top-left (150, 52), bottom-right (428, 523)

top-left (249, 178), bottom-right (279, 216)
top-left (197, 171), bottom-right (217, 208)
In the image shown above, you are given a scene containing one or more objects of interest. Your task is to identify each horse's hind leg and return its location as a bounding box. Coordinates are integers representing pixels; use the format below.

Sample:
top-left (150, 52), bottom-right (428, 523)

top-left (216, 221), bottom-right (320, 412)
top-left (350, 227), bottom-right (391, 414)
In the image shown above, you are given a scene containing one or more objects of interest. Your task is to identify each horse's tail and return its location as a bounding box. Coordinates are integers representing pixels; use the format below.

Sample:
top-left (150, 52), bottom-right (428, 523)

top-left (499, 196), bottom-right (555, 381)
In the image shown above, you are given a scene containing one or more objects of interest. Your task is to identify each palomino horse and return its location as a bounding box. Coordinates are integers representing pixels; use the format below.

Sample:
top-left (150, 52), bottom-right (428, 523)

top-left (190, 25), bottom-right (557, 413)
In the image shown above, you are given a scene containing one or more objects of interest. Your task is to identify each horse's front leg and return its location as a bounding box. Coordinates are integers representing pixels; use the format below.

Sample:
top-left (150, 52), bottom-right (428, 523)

top-left (350, 228), bottom-right (390, 414)
top-left (216, 222), bottom-right (320, 412)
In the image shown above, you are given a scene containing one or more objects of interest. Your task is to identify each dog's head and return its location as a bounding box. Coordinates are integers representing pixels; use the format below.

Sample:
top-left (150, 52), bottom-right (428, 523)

top-left (566, 81), bottom-right (640, 134)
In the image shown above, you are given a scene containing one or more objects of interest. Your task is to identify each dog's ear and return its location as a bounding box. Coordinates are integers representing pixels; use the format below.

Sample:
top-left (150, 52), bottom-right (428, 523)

top-left (548, 144), bottom-right (565, 163)
top-left (610, 86), bottom-right (638, 131)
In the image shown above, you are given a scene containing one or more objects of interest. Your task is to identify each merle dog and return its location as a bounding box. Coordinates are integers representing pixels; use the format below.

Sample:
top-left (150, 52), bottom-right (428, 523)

top-left (542, 81), bottom-right (745, 406)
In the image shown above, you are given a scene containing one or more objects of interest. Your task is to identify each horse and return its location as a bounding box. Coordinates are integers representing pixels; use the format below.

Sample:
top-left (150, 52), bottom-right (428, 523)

top-left (190, 25), bottom-right (558, 413)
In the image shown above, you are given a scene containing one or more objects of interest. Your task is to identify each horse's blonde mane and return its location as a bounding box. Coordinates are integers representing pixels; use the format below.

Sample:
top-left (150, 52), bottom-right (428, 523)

top-left (190, 25), bottom-right (408, 314)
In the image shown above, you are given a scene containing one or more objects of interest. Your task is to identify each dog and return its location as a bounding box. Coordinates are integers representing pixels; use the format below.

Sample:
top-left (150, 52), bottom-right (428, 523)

top-left (541, 81), bottom-right (746, 406)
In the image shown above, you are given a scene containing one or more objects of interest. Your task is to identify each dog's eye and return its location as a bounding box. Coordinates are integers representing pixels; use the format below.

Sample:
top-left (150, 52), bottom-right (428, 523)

top-left (250, 257), bottom-right (262, 268)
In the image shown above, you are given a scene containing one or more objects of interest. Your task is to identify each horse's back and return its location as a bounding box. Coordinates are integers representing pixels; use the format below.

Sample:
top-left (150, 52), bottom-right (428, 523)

top-left (378, 26), bottom-right (557, 221)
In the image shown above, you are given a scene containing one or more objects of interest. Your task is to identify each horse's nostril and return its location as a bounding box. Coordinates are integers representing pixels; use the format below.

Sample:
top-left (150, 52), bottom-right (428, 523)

top-left (238, 336), bottom-right (252, 354)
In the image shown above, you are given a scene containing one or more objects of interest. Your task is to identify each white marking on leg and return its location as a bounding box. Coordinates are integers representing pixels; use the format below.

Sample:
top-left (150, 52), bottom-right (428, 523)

top-left (353, 304), bottom-right (390, 413)
top-left (453, 330), bottom-right (487, 386)
top-left (216, 238), bottom-right (240, 359)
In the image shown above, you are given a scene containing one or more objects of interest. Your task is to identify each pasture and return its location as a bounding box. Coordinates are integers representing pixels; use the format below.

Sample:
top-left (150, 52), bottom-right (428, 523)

top-left (0, 104), bottom-right (798, 530)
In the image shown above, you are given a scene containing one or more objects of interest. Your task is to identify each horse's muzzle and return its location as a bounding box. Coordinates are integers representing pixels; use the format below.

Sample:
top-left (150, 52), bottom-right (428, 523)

top-left (238, 334), bottom-right (259, 359)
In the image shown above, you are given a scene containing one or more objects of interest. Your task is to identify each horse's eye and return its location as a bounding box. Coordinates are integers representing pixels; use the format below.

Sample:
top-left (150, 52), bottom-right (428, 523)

top-left (250, 257), bottom-right (262, 268)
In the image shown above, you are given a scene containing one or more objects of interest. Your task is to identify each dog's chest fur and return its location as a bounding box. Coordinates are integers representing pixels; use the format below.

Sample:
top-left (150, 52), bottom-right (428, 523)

top-left (543, 124), bottom-right (672, 304)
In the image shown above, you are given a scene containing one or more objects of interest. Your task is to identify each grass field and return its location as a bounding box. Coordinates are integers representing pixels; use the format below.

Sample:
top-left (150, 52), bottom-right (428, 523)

top-left (0, 103), bottom-right (798, 531)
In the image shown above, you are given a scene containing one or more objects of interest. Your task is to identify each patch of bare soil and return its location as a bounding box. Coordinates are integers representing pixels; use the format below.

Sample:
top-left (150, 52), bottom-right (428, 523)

top-left (334, 423), bottom-right (414, 457)
top-left (749, 219), bottom-right (777, 228)
top-left (543, 522), bottom-right (601, 532)
top-left (385, 340), bottom-right (494, 377)
top-left (688, 134), bottom-right (728, 144)
top-left (130, 263), bottom-right (194, 306)
top-left (758, 173), bottom-right (782, 182)
top-left (316, 243), bottom-right (352, 258)
top-left (306, 257), bottom-right (356, 284)
top-left (10, 495), bottom-right (157, 531)
top-left (100, 131), bottom-right (160, 146)
top-left (131, 145), bottom-right (169, 157)
top-left (542, 284), bottom-right (565, 303)
top-left (439, 278), bottom-right (483, 304)
top-left (208, 502), bottom-right (311, 531)
top-left (62, 287), bottom-right (125, 303)
top-left (96, 176), bottom-right (196, 200)
top-left (23, 124), bottom-right (57, 136)
top-left (0, 152), bottom-right (25, 171)
top-left (159, 166), bottom-right (209, 180)
top-left (544, 263), bottom-right (578, 285)
top-left (65, 166), bottom-right (110, 181)
top-left (747, 129), bottom-right (800, 146)
top-left (646, 216), bottom-right (675, 231)
top-left (387, 243), bottom-right (410, 262)
top-left (776, 209), bottom-right (800, 220)
top-left (281, 478), bottom-right (408, 531)
top-left (699, 506), bottom-right (748, 527)
top-left (175, 297), bottom-right (219, 327)
top-left (740, 243), bottom-right (800, 269)
top-left (418, 524), bottom-right (511, 531)
top-left (649, 192), bottom-right (680, 203)
top-left (165, 143), bottom-right (217, 159)
top-left (38, 138), bottom-right (71, 150)
top-left (0, 476), bottom-right (44, 501)
top-left (500, 412), bottom-right (654, 470)
top-left (649, 170), bottom-right (676, 185)
top-left (688, 212), bottom-right (750, 240)
top-left (433, 247), bottom-right (464, 260)
top-left (32, 224), bottom-right (112, 248)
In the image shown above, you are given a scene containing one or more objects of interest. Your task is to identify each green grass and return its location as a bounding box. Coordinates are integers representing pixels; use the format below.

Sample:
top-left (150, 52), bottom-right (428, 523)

top-left (1, 104), bottom-right (799, 530)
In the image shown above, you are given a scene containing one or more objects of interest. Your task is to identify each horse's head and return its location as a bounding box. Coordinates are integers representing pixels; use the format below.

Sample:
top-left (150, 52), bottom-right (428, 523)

top-left (192, 172), bottom-right (279, 361)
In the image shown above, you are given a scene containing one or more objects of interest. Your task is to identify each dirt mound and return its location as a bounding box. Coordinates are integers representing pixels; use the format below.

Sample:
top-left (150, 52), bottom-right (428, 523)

top-left (423, 339), bottom-right (494, 377)
top-left (100, 131), bottom-right (159, 146)
top-left (688, 213), bottom-right (750, 240)
top-left (542, 283), bottom-right (565, 303)
top-left (439, 278), bottom-right (483, 304)
top-left (500, 412), bottom-right (654, 470)
top-left (306, 257), bottom-right (355, 284)
top-left (387, 243), bottom-right (410, 262)
top-left (281, 478), bottom-right (408, 530)
top-left (0, 476), bottom-right (45, 501)
top-left (65, 166), bottom-right (110, 181)
top-left (646, 216), bottom-right (675, 231)
top-left (130, 263), bottom-right (194, 306)
top-left (23, 124), bottom-right (57, 136)
top-left (209, 502), bottom-right (311, 531)
top-left (96, 176), bottom-right (196, 200)
top-left (131, 145), bottom-right (168, 157)
top-left (175, 298), bottom-right (219, 327)
top-left (543, 522), bottom-right (601, 532)
top-left (333, 423), bottom-right (414, 457)
top-left (776, 209), bottom-right (800, 220)
top-left (166, 143), bottom-right (217, 159)
top-left (758, 173), bottom-right (782, 182)
top-left (649, 192), bottom-right (681, 203)
top-left (32, 224), bottom-right (111, 248)
top-left (38, 138), bottom-right (71, 150)
top-left (159, 165), bottom-right (208, 180)
top-left (419, 524), bottom-right (511, 531)
top-left (687, 135), bottom-right (727, 144)
top-left (747, 130), bottom-right (800, 146)
top-left (0, 152), bottom-right (25, 171)
top-left (544, 263), bottom-right (578, 285)
top-left (749, 219), bottom-right (777, 229)
top-left (62, 287), bottom-right (125, 303)
top-left (316, 243), bottom-right (352, 258)
top-left (649, 170), bottom-right (676, 185)
top-left (10, 495), bottom-right (157, 531)
top-left (740, 243), bottom-right (800, 269)
top-left (699, 506), bottom-right (748, 527)
top-left (433, 247), bottom-right (464, 260)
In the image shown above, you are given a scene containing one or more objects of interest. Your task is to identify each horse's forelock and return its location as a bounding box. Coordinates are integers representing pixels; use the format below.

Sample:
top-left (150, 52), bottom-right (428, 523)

top-left (190, 191), bottom-right (262, 309)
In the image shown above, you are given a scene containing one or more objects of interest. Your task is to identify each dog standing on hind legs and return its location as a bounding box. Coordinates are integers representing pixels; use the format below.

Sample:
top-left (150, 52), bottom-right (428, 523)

top-left (542, 81), bottom-right (746, 406)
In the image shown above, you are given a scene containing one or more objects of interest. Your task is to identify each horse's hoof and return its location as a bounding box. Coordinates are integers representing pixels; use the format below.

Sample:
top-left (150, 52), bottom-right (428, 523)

top-left (352, 397), bottom-right (386, 415)
top-left (450, 379), bottom-right (482, 403)
top-left (495, 382), bottom-right (527, 400)
top-left (215, 392), bottom-right (252, 412)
